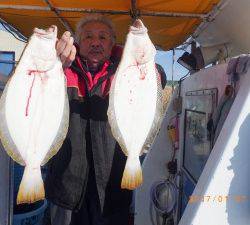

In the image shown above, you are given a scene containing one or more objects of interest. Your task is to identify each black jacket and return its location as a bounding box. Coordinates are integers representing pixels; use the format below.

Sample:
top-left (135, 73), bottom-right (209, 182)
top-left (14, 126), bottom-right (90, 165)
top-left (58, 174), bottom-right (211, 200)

top-left (45, 56), bottom-right (166, 214)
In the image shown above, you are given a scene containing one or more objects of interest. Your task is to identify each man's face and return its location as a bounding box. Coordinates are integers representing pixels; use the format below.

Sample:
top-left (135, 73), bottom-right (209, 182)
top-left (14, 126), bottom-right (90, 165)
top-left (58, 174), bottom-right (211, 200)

top-left (79, 22), bottom-right (114, 69)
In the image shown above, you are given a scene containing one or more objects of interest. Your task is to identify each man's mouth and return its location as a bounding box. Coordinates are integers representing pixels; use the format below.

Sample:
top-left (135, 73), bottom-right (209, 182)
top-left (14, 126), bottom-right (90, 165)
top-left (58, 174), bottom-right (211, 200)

top-left (89, 49), bottom-right (103, 54)
top-left (88, 51), bottom-right (104, 63)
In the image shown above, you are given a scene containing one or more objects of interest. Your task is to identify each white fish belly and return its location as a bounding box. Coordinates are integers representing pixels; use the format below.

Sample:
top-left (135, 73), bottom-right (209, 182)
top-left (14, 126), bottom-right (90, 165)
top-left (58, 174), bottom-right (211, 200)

top-left (113, 62), bottom-right (158, 156)
top-left (5, 65), bottom-right (65, 165)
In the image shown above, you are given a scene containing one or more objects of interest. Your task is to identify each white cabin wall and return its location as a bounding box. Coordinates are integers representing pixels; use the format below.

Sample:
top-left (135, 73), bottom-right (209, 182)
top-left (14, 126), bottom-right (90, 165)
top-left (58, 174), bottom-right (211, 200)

top-left (195, 0), bottom-right (250, 57)
top-left (0, 29), bottom-right (26, 62)
top-left (179, 65), bottom-right (250, 225)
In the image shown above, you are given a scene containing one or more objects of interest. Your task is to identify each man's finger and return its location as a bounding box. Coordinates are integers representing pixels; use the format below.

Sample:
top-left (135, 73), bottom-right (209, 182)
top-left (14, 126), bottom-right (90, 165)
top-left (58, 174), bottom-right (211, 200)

top-left (63, 45), bottom-right (77, 68)
top-left (60, 36), bottom-right (74, 64)
top-left (47, 26), bottom-right (55, 33)
top-left (68, 45), bottom-right (77, 62)
top-left (56, 31), bottom-right (71, 56)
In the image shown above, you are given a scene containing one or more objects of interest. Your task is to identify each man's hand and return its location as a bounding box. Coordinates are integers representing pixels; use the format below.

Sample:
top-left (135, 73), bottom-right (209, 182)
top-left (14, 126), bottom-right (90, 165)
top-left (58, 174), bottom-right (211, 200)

top-left (56, 31), bottom-right (76, 68)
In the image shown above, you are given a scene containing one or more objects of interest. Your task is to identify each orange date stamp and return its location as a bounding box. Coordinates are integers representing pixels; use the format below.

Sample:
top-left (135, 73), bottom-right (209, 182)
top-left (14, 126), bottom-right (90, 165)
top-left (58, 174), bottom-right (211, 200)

top-left (189, 195), bottom-right (248, 203)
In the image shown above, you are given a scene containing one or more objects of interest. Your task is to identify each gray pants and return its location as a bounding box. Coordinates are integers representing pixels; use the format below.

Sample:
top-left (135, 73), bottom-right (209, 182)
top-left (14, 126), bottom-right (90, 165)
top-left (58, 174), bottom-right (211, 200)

top-left (42, 203), bottom-right (72, 225)
top-left (50, 203), bottom-right (72, 225)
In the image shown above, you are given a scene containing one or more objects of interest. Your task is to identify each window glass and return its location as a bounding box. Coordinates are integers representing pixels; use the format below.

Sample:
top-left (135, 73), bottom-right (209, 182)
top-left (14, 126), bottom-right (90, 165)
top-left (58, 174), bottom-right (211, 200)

top-left (0, 51), bottom-right (15, 76)
top-left (183, 88), bottom-right (218, 182)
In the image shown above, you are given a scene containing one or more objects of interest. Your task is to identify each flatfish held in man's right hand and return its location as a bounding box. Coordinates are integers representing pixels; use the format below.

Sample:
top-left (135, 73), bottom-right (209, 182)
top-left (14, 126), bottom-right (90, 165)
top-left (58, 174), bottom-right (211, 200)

top-left (0, 26), bottom-right (69, 204)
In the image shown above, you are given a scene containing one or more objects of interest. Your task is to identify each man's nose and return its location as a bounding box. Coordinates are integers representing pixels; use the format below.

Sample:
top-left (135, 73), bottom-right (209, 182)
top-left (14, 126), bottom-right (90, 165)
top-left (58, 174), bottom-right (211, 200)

top-left (91, 37), bottom-right (101, 47)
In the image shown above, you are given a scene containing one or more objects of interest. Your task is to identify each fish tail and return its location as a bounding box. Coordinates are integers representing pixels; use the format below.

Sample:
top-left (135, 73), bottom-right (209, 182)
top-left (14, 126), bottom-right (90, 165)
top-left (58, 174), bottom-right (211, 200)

top-left (121, 156), bottom-right (143, 190)
top-left (17, 165), bottom-right (45, 204)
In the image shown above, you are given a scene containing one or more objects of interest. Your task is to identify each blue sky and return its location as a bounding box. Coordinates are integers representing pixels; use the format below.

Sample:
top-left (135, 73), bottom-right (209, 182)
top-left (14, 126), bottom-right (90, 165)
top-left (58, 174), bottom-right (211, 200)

top-left (155, 50), bottom-right (189, 81)
top-left (0, 23), bottom-right (188, 81)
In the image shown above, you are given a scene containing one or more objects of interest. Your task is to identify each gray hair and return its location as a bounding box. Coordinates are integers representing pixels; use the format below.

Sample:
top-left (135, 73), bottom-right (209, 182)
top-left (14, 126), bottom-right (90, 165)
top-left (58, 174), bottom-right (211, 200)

top-left (75, 14), bottom-right (116, 45)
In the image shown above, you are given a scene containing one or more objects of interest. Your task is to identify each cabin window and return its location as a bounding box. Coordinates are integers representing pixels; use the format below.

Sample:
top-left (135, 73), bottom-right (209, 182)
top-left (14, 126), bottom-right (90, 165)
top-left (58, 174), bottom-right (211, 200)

top-left (0, 51), bottom-right (15, 76)
top-left (179, 88), bottom-right (218, 219)
top-left (0, 51), bottom-right (15, 91)
top-left (182, 88), bottom-right (218, 182)
top-left (183, 109), bottom-right (210, 182)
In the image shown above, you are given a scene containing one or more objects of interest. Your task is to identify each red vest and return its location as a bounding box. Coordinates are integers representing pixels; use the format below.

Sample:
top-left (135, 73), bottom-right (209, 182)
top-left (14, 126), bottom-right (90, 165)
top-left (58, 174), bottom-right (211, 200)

top-left (64, 57), bottom-right (115, 98)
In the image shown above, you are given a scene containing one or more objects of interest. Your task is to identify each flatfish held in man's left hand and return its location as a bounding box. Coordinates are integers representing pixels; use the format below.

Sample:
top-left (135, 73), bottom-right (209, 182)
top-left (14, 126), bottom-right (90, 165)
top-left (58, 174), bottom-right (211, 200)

top-left (0, 26), bottom-right (69, 204)
top-left (108, 19), bottom-right (164, 190)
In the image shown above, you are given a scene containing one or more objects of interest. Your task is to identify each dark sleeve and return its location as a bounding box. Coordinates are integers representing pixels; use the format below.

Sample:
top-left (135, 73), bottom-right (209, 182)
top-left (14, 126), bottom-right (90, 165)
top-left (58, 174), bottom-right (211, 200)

top-left (155, 63), bottom-right (167, 88)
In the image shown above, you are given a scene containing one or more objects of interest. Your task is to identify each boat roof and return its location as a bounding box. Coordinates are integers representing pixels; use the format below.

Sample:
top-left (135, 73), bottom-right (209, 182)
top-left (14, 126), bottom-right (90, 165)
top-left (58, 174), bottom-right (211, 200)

top-left (0, 0), bottom-right (220, 50)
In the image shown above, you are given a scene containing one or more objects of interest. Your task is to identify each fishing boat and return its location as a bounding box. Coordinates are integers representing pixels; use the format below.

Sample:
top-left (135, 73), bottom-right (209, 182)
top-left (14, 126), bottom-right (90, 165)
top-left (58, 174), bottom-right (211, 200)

top-left (0, 0), bottom-right (249, 224)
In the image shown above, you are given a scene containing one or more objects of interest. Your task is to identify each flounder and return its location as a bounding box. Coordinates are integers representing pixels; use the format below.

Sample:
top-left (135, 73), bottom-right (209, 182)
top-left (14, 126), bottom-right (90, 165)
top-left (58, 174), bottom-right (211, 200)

top-left (108, 19), bottom-right (164, 190)
top-left (0, 26), bottom-right (69, 204)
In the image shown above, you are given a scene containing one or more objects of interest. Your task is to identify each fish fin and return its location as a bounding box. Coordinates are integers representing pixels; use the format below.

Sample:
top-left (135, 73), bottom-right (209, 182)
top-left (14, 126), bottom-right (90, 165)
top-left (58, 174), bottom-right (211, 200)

top-left (17, 165), bottom-right (45, 204)
top-left (121, 156), bottom-right (143, 190)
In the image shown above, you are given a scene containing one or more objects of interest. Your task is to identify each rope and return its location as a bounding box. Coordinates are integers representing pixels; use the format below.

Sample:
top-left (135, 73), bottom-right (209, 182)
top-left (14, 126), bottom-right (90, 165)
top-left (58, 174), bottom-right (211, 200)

top-left (150, 179), bottom-right (178, 225)
top-left (171, 49), bottom-right (175, 93)
top-left (0, 21), bottom-right (27, 43)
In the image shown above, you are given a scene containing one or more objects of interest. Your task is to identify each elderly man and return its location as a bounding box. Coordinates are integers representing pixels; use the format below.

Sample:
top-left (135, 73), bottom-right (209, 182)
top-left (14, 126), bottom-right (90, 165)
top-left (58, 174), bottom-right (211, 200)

top-left (44, 14), bottom-right (166, 225)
